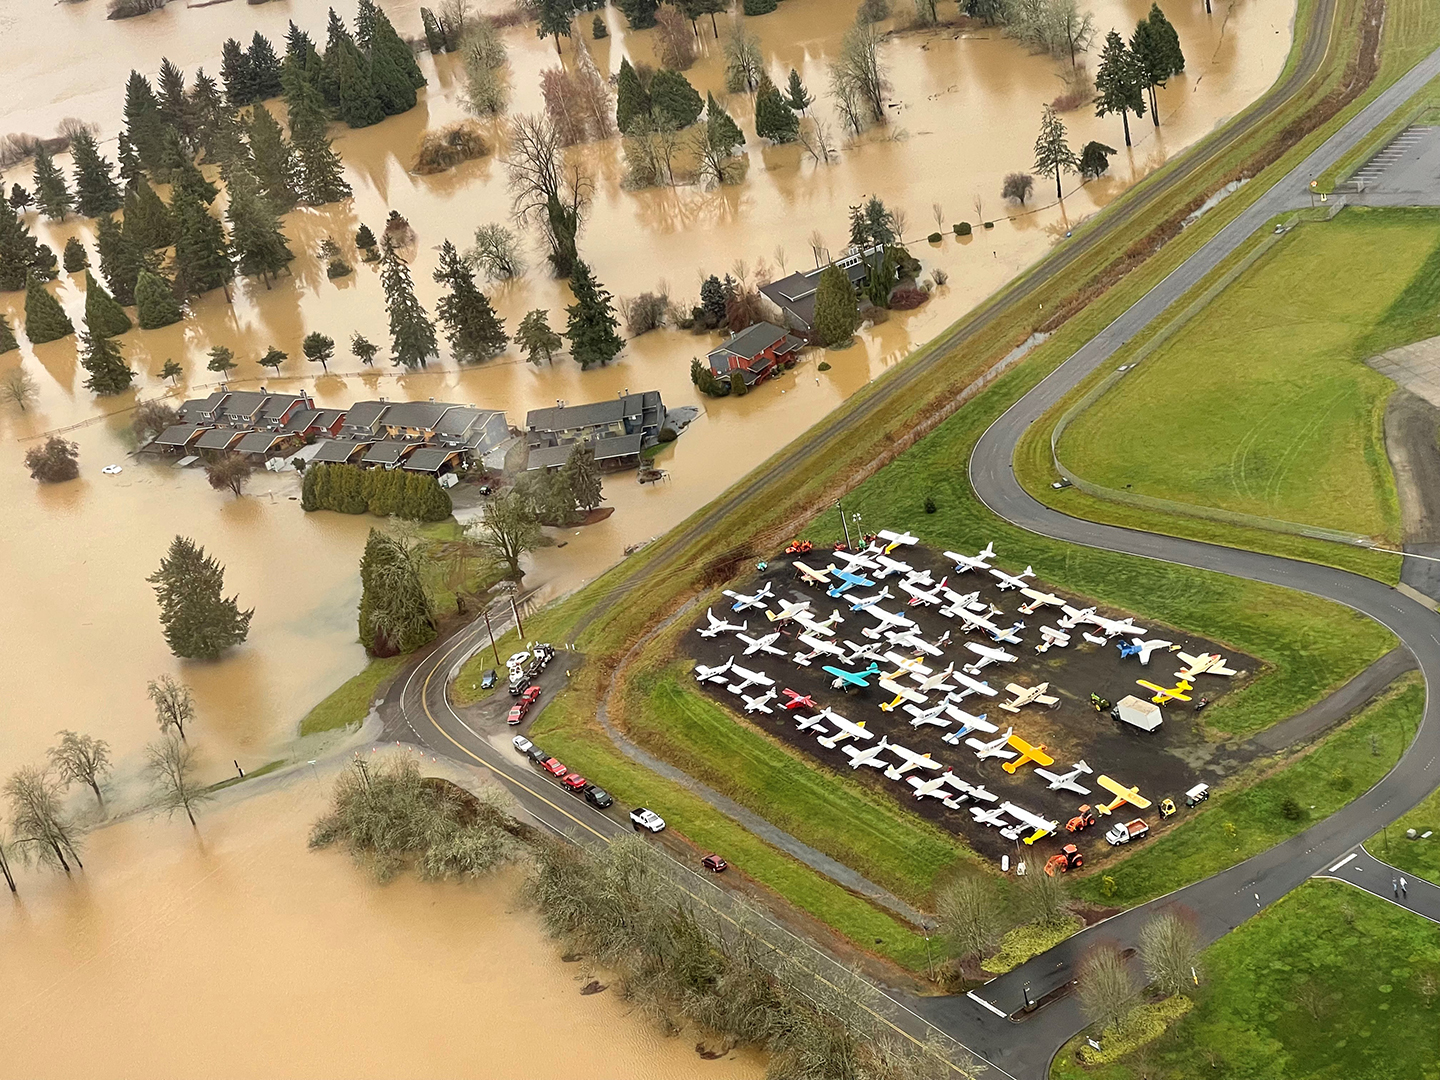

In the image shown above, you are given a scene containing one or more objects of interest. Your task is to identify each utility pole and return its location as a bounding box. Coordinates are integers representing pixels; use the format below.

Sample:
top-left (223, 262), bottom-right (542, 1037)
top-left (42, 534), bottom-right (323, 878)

top-left (483, 610), bottom-right (500, 666)
top-left (510, 594), bottom-right (525, 639)
top-left (837, 499), bottom-right (852, 550)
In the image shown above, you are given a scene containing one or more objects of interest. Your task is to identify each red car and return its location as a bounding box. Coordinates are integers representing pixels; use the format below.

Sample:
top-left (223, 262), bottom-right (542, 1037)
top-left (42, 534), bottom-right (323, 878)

top-left (542, 757), bottom-right (568, 777)
top-left (506, 703), bottom-right (526, 726)
top-left (521, 685), bottom-right (542, 707)
top-left (561, 772), bottom-right (588, 792)
top-left (701, 854), bottom-right (728, 873)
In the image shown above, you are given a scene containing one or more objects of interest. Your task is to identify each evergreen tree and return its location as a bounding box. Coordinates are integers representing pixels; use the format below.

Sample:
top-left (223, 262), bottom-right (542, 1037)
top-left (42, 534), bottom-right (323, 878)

top-left (258, 345), bottom-right (287, 374)
top-left (249, 32), bottom-right (285, 99)
top-left (122, 175), bottom-right (175, 249)
top-left (565, 259), bottom-right (623, 369)
top-left (225, 167), bottom-right (294, 287)
top-left (421, 7), bottom-right (445, 53)
top-left (157, 58), bottom-right (194, 143)
top-left (96, 213), bottom-right (147, 305)
top-left (743, 0), bottom-right (777, 15)
top-left (9, 183), bottom-right (33, 211)
top-left (69, 130), bottom-right (122, 218)
top-left (433, 239), bottom-right (508, 362)
top-left (322, 8), bottom-right (354, 108)
top-left (134, 269), bottom-right (184, 329)
top-left (303, 330), bottom-right (335, 372)
top-left (170, 187), bottom-right (234, 300)
top-left (1094, 29), bottom-right (1146, 147)
top-left (286, 19), bottom-right (315, 62)
top-left (368, 35), bottom-right (417, 116)
top-left (283, 59), bottom-right (354, 205)
top-left (357, 529), bottom-right (435, 655)
top-left (207, 344), bottom-right (238, 380)
top-left (147, 536), bottom-right (253, 660)
top-left (246, 103), bottom-right (301, 208)
top-left (650, 69), bottom-right (704, 128)
top-left (693, 0), bottom-right (726, 36)
top-left (1033, 104), bottom-right (1078, 199)
top-left (380, 245), bottom-right (438, 368)
top-left (371, 3), bottom-right (427, 89)
top-left (699, 273), bottom-right (727, 327)
top-left (78, 323), bottom-right (136, 395)
top-left (563, 442), bottom-right (603, 511)
top-left (351, 331), bottom-right (379, 365)
top-left (1150, 3), bottom-right (1185, 76)
top-left (1131, 5), bottom-right (1183, 127)
top-left (706, 94), bottom-right (745, 155)
top-left (84, 270), bottom-right (132, 337)
top-left (1079, 140), bottom-right (1117, 179)
top-left (754, 74), bottom-right (798, 142)
top-left (537, 0), bottom-right (575, 53)
top-left (63, 237), bottom-right (88, 273)
top-left (190, 69), bottom-right (248, 168)
top-left (221, 38), bottom-right (258, 106)
top-left (116, 134), bottom-right (143, 188)
top-left (158, 358), bottom-right (184, 383)
top-left (23, 275), bottom-right (74, 344)
top-left (31, 144), bottom-right (73, 221)
top-left (964, 0), bottom-right (1005, 21)
top-left (616, 0), bottom-right (659, 29)
top-left (0, 314), bottom-right (16, 354)
top-left (812, 262), bottom-right (858, 347)
top-left (123, 71), bottom-right (169, 176)
top-left (164, 130), bottom-right (220, 206)
top-left (0, 200), bottom-right (46, 291)
top-left (785, 68), bottom-right (813, 113)
top-left (33, 243), bottom-right (59, 281)
top-left (334, 38), bottom-right (387, 129)
top-left (616, 58), bottom-right (651, 133)
top-left (516, 308), bottom-right (562, 365)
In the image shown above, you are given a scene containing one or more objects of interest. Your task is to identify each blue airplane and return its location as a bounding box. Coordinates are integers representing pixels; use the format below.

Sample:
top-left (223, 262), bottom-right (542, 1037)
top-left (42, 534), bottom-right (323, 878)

top-left (822, 661), bottom-right (881, 690)
top-left (826, 568), bottom-right (875, 598)
top-left (1117, 639), bottom-right (1143, 660)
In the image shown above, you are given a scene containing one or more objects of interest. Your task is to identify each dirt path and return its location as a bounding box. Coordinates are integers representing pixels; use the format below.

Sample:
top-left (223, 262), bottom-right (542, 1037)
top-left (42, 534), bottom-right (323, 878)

top-left (1382, 389), bottom-right (1440, 600)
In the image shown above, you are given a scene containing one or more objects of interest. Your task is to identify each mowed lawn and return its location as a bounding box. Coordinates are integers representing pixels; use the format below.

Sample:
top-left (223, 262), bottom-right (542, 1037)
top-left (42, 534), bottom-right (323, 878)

top-left (1059, 208), bottom-right (1440, 541)
top-left (1051, 881), bottom-right (1440, 1079)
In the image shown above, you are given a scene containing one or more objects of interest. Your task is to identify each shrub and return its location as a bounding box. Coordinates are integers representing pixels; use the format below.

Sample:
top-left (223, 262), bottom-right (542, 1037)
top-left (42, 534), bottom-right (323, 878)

top-left (857, 0), bottom-right (890, 20)
top-left (923, 496), bottom-right (936, 513)
top-left (931, 267), bottom-right (949, 286)
top-left (743, 0), bottom-right (777, 13)
top-left (984, 220), bottom-right (995, 229)
top-left (817, 361), bottom-right (831, 371)
top-left (1077, 997), bottom-right (1194, 1065)
top-left (889, 285), bottom-right (929, 310)
top-left (1279, 795), bottom-right (1306, 820)
top-left (412, 121), bottom-right (490, 174)
top-left (927, 231), bottom-right (942, 243)
top-left (1002, 171), bottom-right (1035, 205)
top-left (954, 221), bottom-right (972, 236)
top-left (24, 436), bottom-right (80, 482)
top-left (132, 399), bottom-right (180, 442)
top-left (301, 462), bottom-right (452, 521)
top-left (592, 14), bottom-right (606, 37)
top-left (729, 370), bottom-right (748, 396)
top-left (106, 0), bottom-right (164, 19)
top-left (658, 426), bottom-right (677, 443)
top-left (327, 258), bottom-right (354, 279)
top-left (623, 291), bottom-right (668, 335)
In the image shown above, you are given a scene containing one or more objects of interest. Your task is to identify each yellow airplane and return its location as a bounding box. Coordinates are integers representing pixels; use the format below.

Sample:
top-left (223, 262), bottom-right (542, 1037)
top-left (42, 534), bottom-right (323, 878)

top-left (1095, 774), bottom-right (1152, 815)
top-left (1136, 677), bottom-right (1193, 704)
top-left (1001, 734), bottom-right (1055, 774)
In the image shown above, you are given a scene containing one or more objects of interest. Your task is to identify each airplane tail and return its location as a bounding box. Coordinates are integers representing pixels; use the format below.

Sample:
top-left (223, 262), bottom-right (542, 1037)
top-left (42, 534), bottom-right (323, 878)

top-left (980, 542), bottom-right (996, 558)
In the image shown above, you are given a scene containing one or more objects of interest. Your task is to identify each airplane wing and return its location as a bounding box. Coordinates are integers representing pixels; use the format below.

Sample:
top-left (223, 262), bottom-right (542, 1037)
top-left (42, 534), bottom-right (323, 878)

top-left (1096, 775), bottom-right (1151, 808)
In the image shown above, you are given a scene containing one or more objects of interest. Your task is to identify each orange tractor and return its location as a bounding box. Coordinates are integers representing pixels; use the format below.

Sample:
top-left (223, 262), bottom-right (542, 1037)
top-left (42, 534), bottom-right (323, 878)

top-left (1044, 845), bottom-right (1084, 876)
top-left (785, 539), bottom-right (814, 555)
top-left (1065, 805), bottom-right (1098, 833)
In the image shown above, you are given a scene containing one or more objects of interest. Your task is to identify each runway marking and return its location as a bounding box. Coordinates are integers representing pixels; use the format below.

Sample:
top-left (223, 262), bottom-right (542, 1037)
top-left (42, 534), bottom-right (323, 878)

top-left (1326, 852), bottom-right (1359, 874)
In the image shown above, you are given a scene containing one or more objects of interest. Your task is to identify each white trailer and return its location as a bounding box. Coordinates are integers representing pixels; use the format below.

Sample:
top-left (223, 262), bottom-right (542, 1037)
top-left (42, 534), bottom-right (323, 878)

top-left (1112, 695), bottom-right (1163, 732)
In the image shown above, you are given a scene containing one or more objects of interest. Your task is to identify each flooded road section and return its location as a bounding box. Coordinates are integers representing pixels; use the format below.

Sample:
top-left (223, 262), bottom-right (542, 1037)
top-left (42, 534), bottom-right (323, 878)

top-left (0, 0), bottom-right (1293, 775)
top-left (0, 768), bottom-right (765, 1080)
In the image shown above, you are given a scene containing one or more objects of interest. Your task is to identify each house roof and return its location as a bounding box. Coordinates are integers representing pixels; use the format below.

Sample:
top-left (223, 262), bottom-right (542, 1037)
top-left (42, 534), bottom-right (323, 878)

top-left (154, 423), bottom-right (208, 447)
top-left (195, 428), bottom-right (247, 450)
top-left (179, 392), bottom-right (227, 422)
top-left (255, 392), bottom-right (311, 420)
top-left (312, 439), bottom-right (371, 463)
top-left (363, 440), bottom-right (415, 465)
top-left (344, 401), bottom-right (390, 429)
top-left (527, 433), bottom-right (645, 470)
top-left (312, 409), bottom-right (347, 430)
top-left (526, 391), bottom-right (662, 434)
top-left (759, 246), bottom-right (883, 331)
top-left (281, 409), bottom-right (319, 433)
top-left (235, 431), bottom-right (288, 454)
top-left (708, 322), bottom-right (790, 363)
top-left (218, 391), bottom-right (270, 420)
top-left (435, 405), bottom-right (502, 436)
top-left (381, 401), bottom-right (453, 431)
top-left (402, 447), bottom-right (461, 473)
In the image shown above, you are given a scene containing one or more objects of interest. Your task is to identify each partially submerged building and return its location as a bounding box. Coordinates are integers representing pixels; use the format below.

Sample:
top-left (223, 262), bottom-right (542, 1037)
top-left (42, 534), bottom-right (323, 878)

top-left (705, 322), bottom-right (805, 388)
top-left (523, 391), bottom-right (669, 472)
top-left (758, 245), bottom-right (885, 333)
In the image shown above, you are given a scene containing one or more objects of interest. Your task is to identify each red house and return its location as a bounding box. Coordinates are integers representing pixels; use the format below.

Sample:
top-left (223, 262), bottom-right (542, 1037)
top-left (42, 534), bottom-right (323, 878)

top-left (705, 322), bottom-right (806, 388)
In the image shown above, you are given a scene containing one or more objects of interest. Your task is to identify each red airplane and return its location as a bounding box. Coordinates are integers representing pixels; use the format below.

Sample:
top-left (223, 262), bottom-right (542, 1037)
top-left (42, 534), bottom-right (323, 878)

top-left (781, 688), bottom-right (818, 711)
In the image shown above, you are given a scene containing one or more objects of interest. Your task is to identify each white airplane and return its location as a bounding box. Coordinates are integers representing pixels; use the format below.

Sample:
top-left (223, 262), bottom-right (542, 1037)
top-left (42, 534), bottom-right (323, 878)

top-left (883, 743), bottom-right (944, 780)
top-left (766, 599), bottom-right (812, 623)
top-left (902, 567), bottom-right (938, 587)
top-left (1121, 637), bottom-right (1174, 665)
top-left (999, 802), bottom-right (1060, 845)
top-left (1081, 632), bottom-right (1108, 646)
top-left (842, 737), bottom-right (894, 770)
top-left (795, 610), bottom-right (844, 638)
top-left (1034, 760), bottom-right (1093, 795)
top-left (816, 713), bottom-right (874, 749)
top-left (830, 550), bottom-right (879, 574)
top-left (953, 607), bottom-right (1001, 635)
top-left (793, 561), bottom-right (833, 588)
top-left (883, 651), bottom-right (932, 676)
top-left (871, 555), bottom-right (914, 580)
top-left (795, 711), bottom-right (832, 734)
top-left (726, 664), bottom-right (774, 695)
top-left (940, 706), bottom-right (997, 744)
top-left (907, 773), bottom-right (963, 806)
top-left (862, 606), bottom-right (917, 639)
top-left (697, 608), bottom-right (747, 638)
top-left (947, 774), bottom-right (998, 803)
top-left (909, 664), bottom-right (958, 695)
top-left (694, 656), bottom-right (735, 683)
top-left (847, 586), bottom-right (894, 612)
top-left (885, 628), bottom-right (945, 656)
top-left (945, 542), bottom-right (996, 574)
top-left (1018, 588), bottom-right (1065, 615)
top-left (963, 642), bottom-right (1016, 674)
top-left (1058, 604), bottom-right (1097, 628)
top-left (987, 622), bottom-right (1026, 645)
top-left (940, 589), bottom-right (987, 619)
top-left (1036, 626), bottom-right (1071, 653)
top-left (989, 565), bottom-right (1036, 591)
top-left (900, 577), bottom-right (949, 607)
top-left (903, 701), bottom-right (952, 728)
top-left (999, 681), bottom-right (1060, 713)
top-left (741, 688), bottom-right (778, 714)
top-left (950, 671), bottom-right (998, 699)
top-left (967, 727), bottom-right (1017, 761)
top-left (971, 805), bottom-right (1010, 828)
top-left (794, 634), bottom-right (847, 665)
top-left (877, 529), bottom-right (919, 551)
top-left (842, 639), bottom-right (887, 664)
top-left (737, 631), bottom-right (787, 657)
top-left (877, 676), bottom-right (928, 712)
top-left (1176, 651), bottom-right (1240, 678)
top-left (723, 583), bottom-right (774, 612)
top-left (1087, 612), bottom-right (1147, 638)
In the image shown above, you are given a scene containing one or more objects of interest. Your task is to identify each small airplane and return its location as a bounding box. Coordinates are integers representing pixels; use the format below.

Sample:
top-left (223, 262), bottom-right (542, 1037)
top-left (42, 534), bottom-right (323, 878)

top-left (780, 688), bottom-right (817, 711)
top-left (1176, 651), bottom-right (1240, 678)
top-left (1117, 637), bottom-right (1173, 665)
top-left (909, 664), bottom-right (958, 695)
top-left (883, 743), bottom-right (944, 780)
top-left (949, 671), bottom-right (998, 699)
top-left (741, 688), bottom-right (778, 714)
top-left (697, 608), bottom-right (747, 638)
top-left (1087, 612), bottom-right (1147, 638)
top-left (847, 587), bottom-right (894, 612)
top-left (940, 589), bottom-right (987, 619)
top-left (883, 650), bottom-right (933, 675)
top-left (694, 656), bottom-right (735, 684)
top-left (999, 681), bottom-right (1060, 713)
top-left (723, 583), bottom-right (774, 612)
top-left (944, 542), bottom-right (996, 574)
top-left (1036, 626), bottom-right (1071, 653)
top-left (986, 621), bottom-right (1027, 646)
top-left (967, 727), bottom-right (1017, 761)
top-left (999, 801), bottom-right (1060, 845)
top-left (885, 628), bottom-right (944, 656)
top-left (816, 713), bottom-right (874, 749)
top-left (877, 676), bottom-right (928, 712)
top-left (822, 661), bottom-right (882, 691)
top-left (952, 607), bottom-right (998, 636)
top-left (862, 606), bottom-right (917, 639)
top-left (726, 664), bottom-right (774, 694)
top-left (1057, 604), bottom-right (1096, 629)
top-left (1017, 588), bottom-right (1065, 615)
top-left (1095, 774), bottom-right (1151, 815)
top-left (970, 805), bottom-right (1011, 828)
top-left (841, 736), bottom-right (894, 770)
top-left (841, 639), bottom-right (887, 664)
top-left (900, 577), bottom-right (949, 607)
top-left (794, 610), bottom-right (845, 638)
top-left (876, 529), bottom-right (919, 552)
top-left (903, 701), bottom-right (953, 728)
top-left (1081, 632), bottom-right (1108, 646)
top-left (1001, 733), bottom-right (1054, 774)
top-left (901, 567), bottom-right (938, 587)
top-left (907, 772), bottom-right (963, 806)
top-left (989, 565), bottom-right (1036, 591)
top-left (737, 631), bottom-right (787, 657)
top-left (829, 550), bottom-right (879, 575)
top-left (795, 711), bottom-right (832, 734)
top-left (871, 554), bottom-right (914, 580)
top-left (827, 567), bottom-right (876, 598)
top-left (946, 773), bottom-right (998, 803)
top-left (939, 706), bottom-right (997, 743)
top-left (1034, 760), bottom-right (1094, 795)
top-left (1137, 677), bottom-right (1193, 704)
top-left (793, 634), bottom-right (847, 665)
top-left (793, 561), bottom-right (834, 588)
top-left (766, 599), bottom-right (812, 624)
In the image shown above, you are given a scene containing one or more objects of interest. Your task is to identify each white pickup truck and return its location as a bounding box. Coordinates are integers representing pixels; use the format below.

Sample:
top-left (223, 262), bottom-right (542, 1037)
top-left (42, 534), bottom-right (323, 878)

top-left (1105, 818), bottom-right (1150, 846)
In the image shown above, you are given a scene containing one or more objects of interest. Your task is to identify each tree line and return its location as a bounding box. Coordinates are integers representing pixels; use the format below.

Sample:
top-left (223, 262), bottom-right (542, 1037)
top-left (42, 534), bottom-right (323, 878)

top-left (301, 462), bottom-right (455, 522)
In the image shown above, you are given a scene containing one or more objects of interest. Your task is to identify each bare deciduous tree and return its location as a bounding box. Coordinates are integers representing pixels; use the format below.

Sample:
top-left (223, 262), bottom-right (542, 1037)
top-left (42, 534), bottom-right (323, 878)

top-left (148, 674), bottom-right (196, 742)
top-left (722, 26), bottom-right (764, 93)
top-left (48, 730), bottom-right (112, 809)
top-left (1018, 861), bottom-right (1070, 927)
top-left (504, 114), bottom-right (594, 276)
top-left (0, 817), bottom-right (16, 892)
top-left (830, 18), bottom-right (888, 129)
top-left (798, 117), bottom-right (839, 165)
top-left (1138, 911), bottom-right (1199, 996)
top-left (6, 765), bottom-right (83, 873)
top-left (936, 876), bottom-right (1004, 960)
top-left (931, 201), bottom-right (945, 231)
top-left (2, 368), bottom-right (37, 412)
top-left (147, 735), bottom-right (212, 828)
top-left (655, 4), bottom-right (697, 69)
top-left (467, 223), bottom-right (526, 280)
top-left (1077, 946), bottom-right (1138, 1035)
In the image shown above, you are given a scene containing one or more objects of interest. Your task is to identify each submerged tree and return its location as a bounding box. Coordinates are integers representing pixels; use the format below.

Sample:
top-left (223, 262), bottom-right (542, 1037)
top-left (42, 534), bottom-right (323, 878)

top-left (434, 240), bottom-right (508, 362)
top-left (31, 144), bottom-right (73, 221)
top-left (147, 674), bottom-right (196, 742)
top-left (812, 262), bottom-right (859, 347)
top-left (358, 529), bottom-right (437, 656)
top-left (516, 308), bottom-right (563, 365)
top-left (565, 259), bottom-right (623, 369)
top-left (380, 246), bottom-right (439, 369)
top-left (48, 731), bottom-right (112, 810)
top-left (84, 270), bottom-right (132, 337)
top-left (147, 735), bottom-right (213, 828)
top-left (6, 766), bottom-right (83, 873)
top-left (1094, 28), bottom-right (1146, 146)
top-left (1033, 104), bottom-right (1078, 200)
top-left (467, 489), bottom-right (543, 581)
top-left (505, 113), bottom-right (593, 277)
top-left (147, 536), bottom-right (254, 660)
top-left (24, 274), bottom-right (75, 344)
top-left (69, 130), bottom-right (123, 218)
top-left (78, 324), bottom-right (137, 396)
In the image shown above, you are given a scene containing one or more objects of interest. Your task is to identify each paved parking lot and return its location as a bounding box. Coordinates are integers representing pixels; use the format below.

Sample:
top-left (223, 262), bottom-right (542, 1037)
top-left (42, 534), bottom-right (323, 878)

top-left (1350, 125), bottom-right (1440, 205)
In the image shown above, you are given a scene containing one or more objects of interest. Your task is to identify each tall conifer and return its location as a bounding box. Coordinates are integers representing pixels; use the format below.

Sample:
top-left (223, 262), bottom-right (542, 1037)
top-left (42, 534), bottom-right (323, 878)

top-left (246, 104), bottom-right (301, 208)
top-left (23, 274), bottom-right (75, 344)
top-left (0, 200), bottom-right (47, 291)
top-left (84, 270), bottom-right (133, 337)
top-left (249, 32), bottom-right (285, 99)
top-left (69, 130), bottom-right (122, 217)
top-left (32, 145), bottom-right (73, 221)
top-left (134, 269), bottom-right (184, 329)
top-left (226, 167), bottom-right (294, 287)
top-left (78, 322), bottom-right (136, 395)
top-left (170, 187), bottom-right (234, 300)
top-left (221, 38), bottom-right (258, 106)
top-left (434, 239), bottom-right (507, 362)
top-left (122, 177), bottom-right (174, 250)
top-left (123, 71), bottom-right (169, 176)
top-left (380, 245), bottom-right (438, 369)
top-left (565, 259), bottom-right (623, 369)
top-left (96, 213), bottom-right (147, 305)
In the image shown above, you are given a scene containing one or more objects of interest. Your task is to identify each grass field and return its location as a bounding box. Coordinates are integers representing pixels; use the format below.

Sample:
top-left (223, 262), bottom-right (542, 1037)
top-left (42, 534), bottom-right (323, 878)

top-left (1050, 881), bottom-right (1440, 1079)
top-left (299, 654), bottom-right (407, 736)
top-left (1057, 209), bottom-right (1440, 541)
top-left (1371, 783), bottom-right (1440, 885)
top-left (1070, 677), bottom-right (1422, 907)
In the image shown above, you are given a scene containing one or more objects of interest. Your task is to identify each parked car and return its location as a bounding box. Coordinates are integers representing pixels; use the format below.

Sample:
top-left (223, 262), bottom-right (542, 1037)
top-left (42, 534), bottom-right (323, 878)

top-left (542, 757), bottom-right (568, 777)
top-left (629, 807), bottom-right (666, 833)
top-left (512, 735), bottom-right (533, 754)
top-left (584, 785), bottom-right (614, 809)
top-left (525, 744), bottom-right (549, 766)
top-left (701, 854), bottom-right (728, 873)
top-left (506, 702), bottom-right (527, 726)
top-left (1104, 818), bottom-right (1150, 846)
top-left (480, 669), bottom-right (498, 690)
top-left (521, 685), bottom-right (542, 707)
top-left (561, 773), bottom-right (588, 793)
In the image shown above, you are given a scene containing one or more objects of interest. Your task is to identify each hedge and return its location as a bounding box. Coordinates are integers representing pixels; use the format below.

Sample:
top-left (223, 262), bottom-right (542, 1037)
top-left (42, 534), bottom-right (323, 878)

top-left (300, 461), bottom-right (452, 521)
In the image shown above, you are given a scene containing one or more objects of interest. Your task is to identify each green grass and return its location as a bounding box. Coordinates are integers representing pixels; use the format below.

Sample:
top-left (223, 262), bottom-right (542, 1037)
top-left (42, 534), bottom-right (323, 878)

top-left (207, 758), bottom-right (285, 792)
top-left (1071, 677), bottom-right (1422, 907)
top-left (299, 654), bottom-right (407, 736)
top-left (1370, 784), bottom-right (1440, 885)
top-left (1051, 880), bottom-right (1440, 1079)
top-left (1058, 209), bottom-right (1440, 542)
top-left (453, 626), bottom-right (522, 707)
top-left (982, 916), bottom-right (1084, 975)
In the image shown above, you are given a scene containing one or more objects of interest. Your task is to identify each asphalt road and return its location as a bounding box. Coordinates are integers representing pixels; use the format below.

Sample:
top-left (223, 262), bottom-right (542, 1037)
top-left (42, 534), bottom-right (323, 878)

top-left (1318, 846), bottom-right (1440, 923)
top-left (952, 38), bottom-right (1440, 1080)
